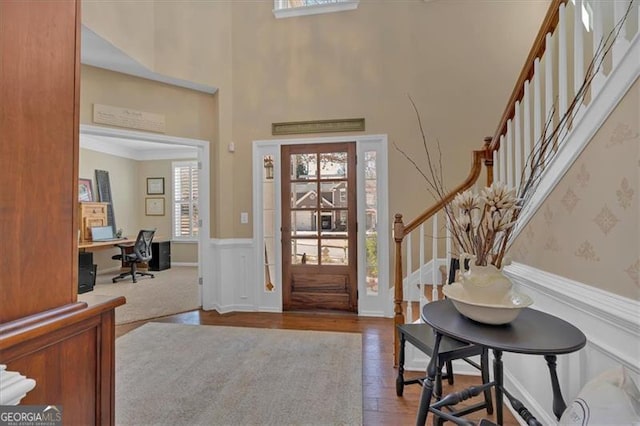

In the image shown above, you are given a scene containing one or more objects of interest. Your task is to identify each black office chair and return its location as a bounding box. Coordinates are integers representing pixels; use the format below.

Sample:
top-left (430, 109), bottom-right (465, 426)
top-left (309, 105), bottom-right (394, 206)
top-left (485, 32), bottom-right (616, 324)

top-left (111, 229), bottom-right (156, 283)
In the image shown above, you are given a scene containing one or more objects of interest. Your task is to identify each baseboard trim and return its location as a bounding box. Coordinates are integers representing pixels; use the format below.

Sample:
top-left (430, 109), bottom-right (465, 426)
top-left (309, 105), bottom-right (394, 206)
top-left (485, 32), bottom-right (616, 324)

top-left (171, 262), bottom-right (198, 267)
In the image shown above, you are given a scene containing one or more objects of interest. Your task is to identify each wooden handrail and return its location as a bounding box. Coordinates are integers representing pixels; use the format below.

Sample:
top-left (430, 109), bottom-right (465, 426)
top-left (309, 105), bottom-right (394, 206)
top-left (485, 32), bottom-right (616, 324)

top-left (490, 0), bottom-right (567, 150)
top-left (403, 147), bottom-right (490, 236)
top-left (392, 142), bottom-right (492, 366)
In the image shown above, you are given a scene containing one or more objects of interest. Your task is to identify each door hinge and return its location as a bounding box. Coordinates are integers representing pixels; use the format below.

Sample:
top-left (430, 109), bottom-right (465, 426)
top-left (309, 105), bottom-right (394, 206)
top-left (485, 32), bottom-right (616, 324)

top-left (198, 219), bottom-right (203, 227)
top-left (198, 277), bottom-right (203, 285)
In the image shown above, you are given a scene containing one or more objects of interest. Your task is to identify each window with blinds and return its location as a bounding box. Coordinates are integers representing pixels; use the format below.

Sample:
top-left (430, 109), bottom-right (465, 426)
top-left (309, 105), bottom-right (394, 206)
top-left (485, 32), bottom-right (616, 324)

top-left (172, 161), bottom-right (199, 239)
top-left (273, 0), bottom-right (358, 18)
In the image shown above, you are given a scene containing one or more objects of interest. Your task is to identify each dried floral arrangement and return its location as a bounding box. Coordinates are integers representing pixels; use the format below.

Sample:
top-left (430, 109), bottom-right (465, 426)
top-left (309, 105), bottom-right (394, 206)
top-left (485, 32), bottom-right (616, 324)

top-left (395, 2), bottom-right (633, 269)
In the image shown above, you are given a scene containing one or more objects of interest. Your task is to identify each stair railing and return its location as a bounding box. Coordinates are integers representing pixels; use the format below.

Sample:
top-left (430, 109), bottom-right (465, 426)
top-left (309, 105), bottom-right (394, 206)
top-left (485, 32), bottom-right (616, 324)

top-left (490, 0), bottom-right (638, 234)
top-left (392, 0), bottom-right (638, 365)
top-left (393, 142), bottom-right (494, 365)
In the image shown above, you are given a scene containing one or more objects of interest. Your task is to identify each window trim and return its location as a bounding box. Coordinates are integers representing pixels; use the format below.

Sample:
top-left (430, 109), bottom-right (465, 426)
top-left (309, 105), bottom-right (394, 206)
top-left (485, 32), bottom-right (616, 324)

top-left (273, 0), bottom-right (359, 19)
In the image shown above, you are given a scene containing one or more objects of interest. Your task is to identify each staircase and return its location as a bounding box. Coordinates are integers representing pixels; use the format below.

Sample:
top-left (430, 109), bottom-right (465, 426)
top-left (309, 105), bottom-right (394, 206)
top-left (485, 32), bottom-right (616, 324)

top-left (392, 0), bottom-right (639, 366)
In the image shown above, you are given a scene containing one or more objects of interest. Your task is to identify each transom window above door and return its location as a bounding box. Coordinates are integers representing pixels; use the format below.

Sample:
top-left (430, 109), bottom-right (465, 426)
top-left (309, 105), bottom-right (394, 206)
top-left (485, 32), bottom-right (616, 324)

top-left (273, 0), bottom-right (359, 19)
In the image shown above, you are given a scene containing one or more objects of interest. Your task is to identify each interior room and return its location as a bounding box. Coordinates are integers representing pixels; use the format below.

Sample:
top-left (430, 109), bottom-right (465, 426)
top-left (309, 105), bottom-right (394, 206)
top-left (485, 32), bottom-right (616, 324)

top-left (2, 0), bottom-right (639, 425)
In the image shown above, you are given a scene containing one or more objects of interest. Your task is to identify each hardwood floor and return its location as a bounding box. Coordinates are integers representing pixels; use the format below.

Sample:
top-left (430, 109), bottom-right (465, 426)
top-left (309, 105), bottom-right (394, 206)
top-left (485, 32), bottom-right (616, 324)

top-left (116, 309), bottom-right (519, 425)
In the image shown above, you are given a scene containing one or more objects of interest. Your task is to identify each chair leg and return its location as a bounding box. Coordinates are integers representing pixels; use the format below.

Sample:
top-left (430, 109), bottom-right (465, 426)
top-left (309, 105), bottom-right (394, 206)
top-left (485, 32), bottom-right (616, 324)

top-left (131, 262), bottom-right (138, 283)
top-left (445, 360), bottom-right (454, 385)
top-left (481, 348), bottom-right (494, 415)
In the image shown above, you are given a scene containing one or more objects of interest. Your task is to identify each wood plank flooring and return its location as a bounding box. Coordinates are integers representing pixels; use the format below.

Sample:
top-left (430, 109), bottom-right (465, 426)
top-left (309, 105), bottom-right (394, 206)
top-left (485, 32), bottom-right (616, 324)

top-left (116, 309), bottom-right (519, 426)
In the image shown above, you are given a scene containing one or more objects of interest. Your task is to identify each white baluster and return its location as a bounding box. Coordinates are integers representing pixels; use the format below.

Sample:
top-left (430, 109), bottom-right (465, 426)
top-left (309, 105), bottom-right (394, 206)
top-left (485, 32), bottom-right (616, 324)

top-left (613, 1), bottom-right (631, 67)
top-left (419, 223), bottom-right (425, 309)
top-left (523, 80), bottom-right (532, 179)
top-left (445, 218), bottom-right (452, 286)
top-left (533, 57), bottom-right (543, 169)
top-left (591, 0), bottom-right (605, 96)
top-left (493, 147), bottom-right (499, 184)
top-left (514, 100), bottom-right (522, 191)
top-left (544, 32), bottom-right (556, 156)
top-left (558, 2), bottom-right (569, 135)
top-left (432, 214), bottom-right (439, 302)
top-left (506, 119), bottom-right (513, 189)
top-left (406, 233), bottom-right (413, 322)
top-left (574, 0), bottom-right (585, 106)
top-left (499, 134), bottom-right (506, 183)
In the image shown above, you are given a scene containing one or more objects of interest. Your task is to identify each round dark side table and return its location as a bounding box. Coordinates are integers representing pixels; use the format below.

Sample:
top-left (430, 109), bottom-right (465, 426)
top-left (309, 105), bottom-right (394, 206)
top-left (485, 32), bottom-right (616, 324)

top-left (417, 299), bottom-right (587, 426)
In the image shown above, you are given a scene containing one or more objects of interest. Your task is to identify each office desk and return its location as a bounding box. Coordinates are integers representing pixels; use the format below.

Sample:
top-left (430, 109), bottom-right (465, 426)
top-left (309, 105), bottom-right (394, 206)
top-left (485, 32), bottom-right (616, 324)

top-left (417, 300), bottom-right (586, 426)
top-left (78, 238), bottom-right (136, 251)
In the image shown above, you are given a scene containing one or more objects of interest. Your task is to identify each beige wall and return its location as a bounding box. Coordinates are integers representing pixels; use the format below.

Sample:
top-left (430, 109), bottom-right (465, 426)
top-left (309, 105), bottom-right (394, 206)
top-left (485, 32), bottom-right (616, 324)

top-left (80, 65), bottom-right (218, 235)
top-left (511, 79), bottom-right (640, 301)
top-left (82, 1), bottom-right (550, 239)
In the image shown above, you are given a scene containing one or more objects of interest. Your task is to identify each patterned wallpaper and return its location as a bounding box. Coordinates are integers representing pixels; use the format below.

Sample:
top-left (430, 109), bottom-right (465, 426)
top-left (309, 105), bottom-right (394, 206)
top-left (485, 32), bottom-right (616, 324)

top-left (511, 79), bottom-right (639, 301)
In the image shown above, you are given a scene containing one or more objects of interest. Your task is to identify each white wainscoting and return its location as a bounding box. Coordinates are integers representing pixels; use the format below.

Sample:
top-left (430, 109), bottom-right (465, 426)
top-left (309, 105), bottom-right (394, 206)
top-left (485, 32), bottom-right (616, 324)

top-left (503, 262), bottom-right (640, 425)
top-left (403, 262), bottom-right (640, 425)
top-left (202, 239), bottom-right (256, 313)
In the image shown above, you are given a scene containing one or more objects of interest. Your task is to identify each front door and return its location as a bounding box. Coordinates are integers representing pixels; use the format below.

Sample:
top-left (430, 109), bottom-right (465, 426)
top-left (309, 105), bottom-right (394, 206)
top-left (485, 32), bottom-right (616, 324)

top-left (282, 142), bottom-right (357, 312)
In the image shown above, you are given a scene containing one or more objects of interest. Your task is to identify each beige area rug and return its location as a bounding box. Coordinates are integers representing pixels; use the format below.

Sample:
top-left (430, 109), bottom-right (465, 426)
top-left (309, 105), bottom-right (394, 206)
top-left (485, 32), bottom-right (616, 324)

top-left (79, 266), bottom-right (200, 325)
top-left (115, 323), bottom-right (362, 426)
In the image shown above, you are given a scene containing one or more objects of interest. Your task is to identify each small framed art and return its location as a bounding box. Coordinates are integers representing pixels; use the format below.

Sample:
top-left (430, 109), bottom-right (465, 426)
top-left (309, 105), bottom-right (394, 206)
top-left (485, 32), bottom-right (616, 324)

top-left (145, 197), bottom-right (165, 216)
top-left (78, 178), bottom-right (94, 202)
top-left (146, 177), bottom-right (165, 195)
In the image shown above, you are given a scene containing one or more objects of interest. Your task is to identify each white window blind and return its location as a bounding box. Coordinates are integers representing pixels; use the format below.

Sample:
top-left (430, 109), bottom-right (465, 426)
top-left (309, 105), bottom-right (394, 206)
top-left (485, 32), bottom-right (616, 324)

top-left (273, 0), bottom-right (358, 19)
top-left (172, 161), bottom-right (199, 239)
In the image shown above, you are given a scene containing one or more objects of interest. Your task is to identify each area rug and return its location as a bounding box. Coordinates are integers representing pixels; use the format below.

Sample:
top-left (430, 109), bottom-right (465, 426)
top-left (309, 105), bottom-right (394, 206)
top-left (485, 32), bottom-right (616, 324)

top-left (80, 266), bottom-right (200, 325)
top-left (115, 323), bottom-right (362, 426)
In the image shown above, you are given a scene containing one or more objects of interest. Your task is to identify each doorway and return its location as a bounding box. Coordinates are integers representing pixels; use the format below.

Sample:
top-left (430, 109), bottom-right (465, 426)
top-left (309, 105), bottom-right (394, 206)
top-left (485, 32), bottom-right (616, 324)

top-left (79, 124), bottom-right (210, 310)
top-left (281, 142), bottom-right (357, 312)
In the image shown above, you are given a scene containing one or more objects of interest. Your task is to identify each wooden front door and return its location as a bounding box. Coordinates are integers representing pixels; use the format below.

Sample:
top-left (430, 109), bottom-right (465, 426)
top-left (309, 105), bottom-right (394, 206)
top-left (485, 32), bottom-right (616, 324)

top-left (282, 142), bottom-right (357, 312)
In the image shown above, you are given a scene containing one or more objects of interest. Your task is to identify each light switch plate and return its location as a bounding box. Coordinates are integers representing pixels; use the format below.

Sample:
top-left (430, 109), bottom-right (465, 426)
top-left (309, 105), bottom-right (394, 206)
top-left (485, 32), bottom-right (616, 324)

top-left (240, 212), bottom-right (249, 224)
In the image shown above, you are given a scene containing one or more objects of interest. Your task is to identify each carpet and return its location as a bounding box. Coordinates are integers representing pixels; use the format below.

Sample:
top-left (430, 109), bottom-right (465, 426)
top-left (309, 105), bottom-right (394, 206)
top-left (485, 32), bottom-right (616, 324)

top-left (115, 323), bottom-right (362, 426)
top-left (80, 266), bottom-right (200, 325)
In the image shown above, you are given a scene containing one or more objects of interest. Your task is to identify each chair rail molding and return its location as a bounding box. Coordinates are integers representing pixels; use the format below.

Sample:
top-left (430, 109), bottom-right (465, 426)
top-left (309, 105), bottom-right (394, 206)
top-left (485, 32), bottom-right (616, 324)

top-left (0, 365), bottom-right (36, 405)
top-left (501, 261), bottom-right (640, 423)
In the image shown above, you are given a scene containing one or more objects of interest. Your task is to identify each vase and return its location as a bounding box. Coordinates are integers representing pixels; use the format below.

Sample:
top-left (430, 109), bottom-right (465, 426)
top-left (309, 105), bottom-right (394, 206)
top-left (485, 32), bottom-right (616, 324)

top-left (443, 256), bottom-right (533, 325)
top-left (459, 261), bottom-right (513, 305)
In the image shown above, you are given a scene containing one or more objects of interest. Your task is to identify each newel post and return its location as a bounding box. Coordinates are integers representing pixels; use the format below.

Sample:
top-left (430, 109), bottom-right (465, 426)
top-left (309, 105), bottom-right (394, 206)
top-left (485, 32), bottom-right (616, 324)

top-left (483, 136), bottom-right (494, 187)
top-left (393, 213), bottom-right (405, 367)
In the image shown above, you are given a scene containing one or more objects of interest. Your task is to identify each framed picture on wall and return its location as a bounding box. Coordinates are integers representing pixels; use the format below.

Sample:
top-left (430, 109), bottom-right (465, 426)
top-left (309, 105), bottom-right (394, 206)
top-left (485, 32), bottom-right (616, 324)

top-left (78, 178), bottom-right (93, 202)
top-left (145, 197), bottom-right (165, 216)
top-left (147, 177), bottom-right (165, 195)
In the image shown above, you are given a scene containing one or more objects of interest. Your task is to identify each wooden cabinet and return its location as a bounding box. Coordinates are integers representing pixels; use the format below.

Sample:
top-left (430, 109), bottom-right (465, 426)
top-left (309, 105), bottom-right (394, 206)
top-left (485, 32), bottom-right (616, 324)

top-left (0, 1), bottom-right (122, 423)
top-left (79, 202), bottom-right (108, 242)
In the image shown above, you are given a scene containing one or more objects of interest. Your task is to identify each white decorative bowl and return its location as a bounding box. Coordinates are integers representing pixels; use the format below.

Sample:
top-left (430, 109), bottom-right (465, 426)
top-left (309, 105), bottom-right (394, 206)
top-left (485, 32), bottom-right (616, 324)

top-left (443, 282), bottom-right (533, 325)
